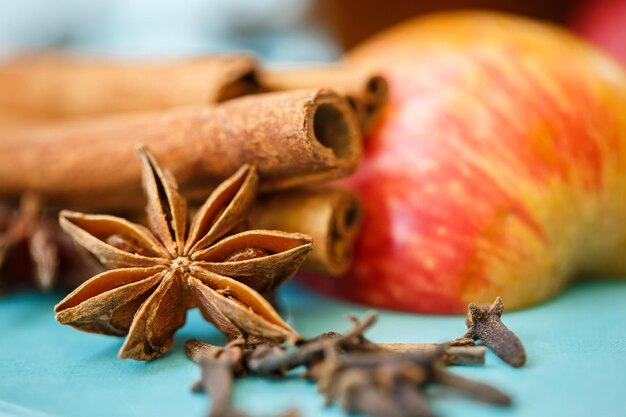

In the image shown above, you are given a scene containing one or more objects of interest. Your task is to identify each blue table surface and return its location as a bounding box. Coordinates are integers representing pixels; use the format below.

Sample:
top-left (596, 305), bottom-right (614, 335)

top-left (0, 280), bottom-right (625, 417)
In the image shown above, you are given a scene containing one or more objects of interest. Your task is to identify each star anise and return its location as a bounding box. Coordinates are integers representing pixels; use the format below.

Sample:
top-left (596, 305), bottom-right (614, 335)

top-left (54, 146), bottom-right (313, 360)
top-left (0, 194), bottom-right (100, 292)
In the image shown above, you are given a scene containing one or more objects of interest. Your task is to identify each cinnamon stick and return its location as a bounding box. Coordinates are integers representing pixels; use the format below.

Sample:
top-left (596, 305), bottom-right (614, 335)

top-left (248, 188), bottom-right (361, 276)
top-left (0, 54), bottom-right (259, 124)
top-left (259, 66), bottom-right (387, 133)
top-left (0, 89), bottom-right (361, 202)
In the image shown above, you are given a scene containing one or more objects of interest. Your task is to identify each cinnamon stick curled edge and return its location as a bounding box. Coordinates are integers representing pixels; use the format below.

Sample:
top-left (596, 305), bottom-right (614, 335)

top-left (0, 89), bottom-right (361, 202)
top-left (248, 188), bottom-right (362, 277)
top-left (259, 66), bottom-right (388, 133)
top-left (0, 54), bottom-right (259, 124)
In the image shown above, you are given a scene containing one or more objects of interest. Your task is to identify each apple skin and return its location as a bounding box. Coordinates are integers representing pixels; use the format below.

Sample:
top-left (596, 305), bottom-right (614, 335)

top-left (301, 11), bottom-right (626, 313)
top-left (570, 0), bottom-right (626, 65)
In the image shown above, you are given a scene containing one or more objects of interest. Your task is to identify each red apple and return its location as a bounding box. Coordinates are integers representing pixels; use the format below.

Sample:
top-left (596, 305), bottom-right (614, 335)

top-left (570, 0), bottom-right (626, 65)
top-left (301, 11), bottom-right (626, 313)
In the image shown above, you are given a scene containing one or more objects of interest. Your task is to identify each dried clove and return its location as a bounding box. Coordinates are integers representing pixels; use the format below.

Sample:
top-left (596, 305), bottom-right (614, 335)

top-left (395, 383), bottom-right (436, 417)
top-left (335, 370), bottom-right (410, 417)
top-left (432, 369), bottom-right (511, 405)
top-left (244, 312), bottom-right (485, 375)
top-left (313, 343), bottom-right (510, 417)
top-left (378, 343), bottom-right (486, 366)
top-left (195, 355), bottom-right (244, 417)
top-left (247, 312), bottom-right (377, 375)
top-left (186, 312), bottom-right (515, 417)
top-left (185, 339), bottom-right (298, 417)
top-left (458, 297), bottom-right (526, 367)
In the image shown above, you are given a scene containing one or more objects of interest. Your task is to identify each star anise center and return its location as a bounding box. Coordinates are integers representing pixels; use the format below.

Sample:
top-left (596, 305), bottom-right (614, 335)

top-left (171, 256), bottom-right (192, 274)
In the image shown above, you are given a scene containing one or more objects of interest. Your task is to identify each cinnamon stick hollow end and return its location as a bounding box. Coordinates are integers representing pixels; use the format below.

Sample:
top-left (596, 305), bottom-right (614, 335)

top-left (259, 66), bottom-right (388, 134)
top-left (303, 90), bottom-right (362, 171)
top-left (210, 88), bottom-right (363, 192)
top-left (359, 74), bottom-right (388, 133)
top-left (212, 57), bottom-right (261, 102)
top-left (335, 72), bottom-right (388, 134)
top-left (249, 188), bottom-right (362, 276)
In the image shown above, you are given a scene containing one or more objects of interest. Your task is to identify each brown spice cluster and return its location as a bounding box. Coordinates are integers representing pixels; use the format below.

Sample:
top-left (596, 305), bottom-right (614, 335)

top-left (0, 194), bottom-right (101, 292)
top-left (54, 147), bottom-right (312, 360)
top-left (186, 311), bottom-right (516, 417)
top-left (0, 55), bottom-right (530, 417)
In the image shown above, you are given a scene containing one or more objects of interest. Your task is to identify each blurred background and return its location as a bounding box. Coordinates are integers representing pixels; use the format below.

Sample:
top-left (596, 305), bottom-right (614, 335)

top-left (0, 0), bottom-right (624, 64)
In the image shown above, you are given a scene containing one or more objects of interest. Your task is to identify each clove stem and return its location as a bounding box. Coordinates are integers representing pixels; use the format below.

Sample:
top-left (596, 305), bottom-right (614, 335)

top-left (378, 343), bottom-right (486, 366)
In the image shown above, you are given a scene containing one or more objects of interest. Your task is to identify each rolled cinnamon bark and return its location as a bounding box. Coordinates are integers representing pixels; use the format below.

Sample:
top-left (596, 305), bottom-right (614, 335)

top-left (0, 54), bottom-right (260, 123)
top-left (0, 89), bottom-right (361, 202)
top-left (259, 66), bottom-right (387, 133)
top-left (248, 188), bottom-right (361, 276)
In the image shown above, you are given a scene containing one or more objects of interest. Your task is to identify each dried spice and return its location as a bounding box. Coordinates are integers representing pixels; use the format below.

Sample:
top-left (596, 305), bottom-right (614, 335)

top-left (0, 194), bottom-right (100, 292)
top-left (0, 195), bottom-right (56, 290)
top-left (54, 146), bottom-right (312, 360)
top-left (187, 342), bottom-right (299, 417)
top-left (186, 313), bottom-right (511, 417)
top-left (0, 54), bottom-right (260, 123)
top-left (248, 188), bottom-right (362, 277)
top-left (243, 314), bottom-right (485, 372)
top-left (0, 89), bottom-right (361, 206)
top-left (190, 344), bottom-right (248, 417)
top-left (258, 66), bottom-right (388, 133)
top-left (456, 297), bottom-right (527, 367)
top-left (316, 349), bottom-right (510, 417)
top-left (378, 343), bottom-right (486, 366)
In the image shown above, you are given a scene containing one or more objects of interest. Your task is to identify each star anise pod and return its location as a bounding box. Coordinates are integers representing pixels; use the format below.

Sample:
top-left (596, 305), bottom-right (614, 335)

top-left (54, 146), bottom-right (313, 360)
top-left (0, 194), bottom-right (100, 292)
